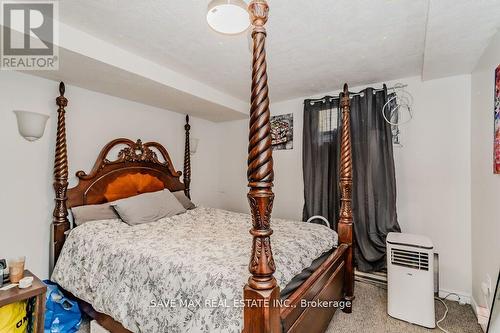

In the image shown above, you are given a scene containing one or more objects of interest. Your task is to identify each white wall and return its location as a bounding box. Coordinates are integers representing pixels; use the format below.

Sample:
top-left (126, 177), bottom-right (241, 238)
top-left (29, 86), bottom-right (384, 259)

top-left (216, 75), bottom-right (472, 299)
top-left (0, 71), bottom-right (220, 279)
top-left (393, 76), bottom-right (472, 300)
top-left (213, 106), bottom-right (305, 221)
top-left (471, 30), bottom-right (500, 310)
top-left (0, 70), bottom-right (476, 302)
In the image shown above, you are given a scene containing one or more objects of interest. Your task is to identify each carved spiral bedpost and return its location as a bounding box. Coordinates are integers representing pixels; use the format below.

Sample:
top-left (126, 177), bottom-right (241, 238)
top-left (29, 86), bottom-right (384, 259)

top-left (338, 83), bottom-right (355, 312)
top-left (52, 82), bottom-right (70, 265)
top-left (243, 1), bottom-right (280, 332)
top-left (183, 115), bottom-right (191, 199)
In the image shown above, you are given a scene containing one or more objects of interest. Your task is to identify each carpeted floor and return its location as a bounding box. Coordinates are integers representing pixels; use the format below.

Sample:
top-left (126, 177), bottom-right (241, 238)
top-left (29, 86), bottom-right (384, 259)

top-left (326, 282), bottom-right (482, 333)
top-left (78, 282), bottom-right (482, 333)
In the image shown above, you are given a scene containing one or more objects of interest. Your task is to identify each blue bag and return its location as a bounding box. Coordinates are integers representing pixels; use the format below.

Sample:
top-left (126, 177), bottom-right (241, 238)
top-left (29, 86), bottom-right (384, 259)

top-left (43, 280), bottom-right (82, 333)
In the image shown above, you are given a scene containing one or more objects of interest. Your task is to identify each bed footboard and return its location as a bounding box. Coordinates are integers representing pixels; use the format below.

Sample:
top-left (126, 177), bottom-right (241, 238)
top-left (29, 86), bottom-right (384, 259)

top-left (337, 85), bottom-right (355, 312)
top-left (243, 1), bottom-right (281, 332)
top-left (243, 1), bottom-right (355, 331)
top-left (281, 245), bottom-right (348, 333)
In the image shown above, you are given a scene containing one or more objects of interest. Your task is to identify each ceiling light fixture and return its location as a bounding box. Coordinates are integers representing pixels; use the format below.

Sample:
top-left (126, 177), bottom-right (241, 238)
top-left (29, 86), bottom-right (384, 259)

top-left (206, 0), bottom-right (250, 35)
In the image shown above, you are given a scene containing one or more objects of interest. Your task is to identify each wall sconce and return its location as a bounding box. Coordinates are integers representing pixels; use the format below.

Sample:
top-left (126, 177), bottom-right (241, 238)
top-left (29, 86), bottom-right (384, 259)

top-left (190, 138), bottom-right (199, 155)
top-left (13, 110), bottom-right (49, 141)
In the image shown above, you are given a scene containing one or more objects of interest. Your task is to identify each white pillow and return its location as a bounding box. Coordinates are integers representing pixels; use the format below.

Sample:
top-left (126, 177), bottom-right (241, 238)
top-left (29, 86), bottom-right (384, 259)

top-left (173, 191), bottom-right (196, 210)
top-left (111, 190), bottom-right (186, 226)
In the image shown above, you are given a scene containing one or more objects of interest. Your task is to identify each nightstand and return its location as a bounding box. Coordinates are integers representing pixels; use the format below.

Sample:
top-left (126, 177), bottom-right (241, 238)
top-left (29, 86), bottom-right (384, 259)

top-left (0, 270), bottom-right (47, 333)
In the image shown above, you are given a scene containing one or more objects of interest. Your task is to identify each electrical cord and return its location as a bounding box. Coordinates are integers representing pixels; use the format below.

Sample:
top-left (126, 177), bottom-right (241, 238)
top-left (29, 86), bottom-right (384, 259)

top-left (435, 297), bottom-right (450, 333)
top-left (435, 293), bottom-right (460, 333)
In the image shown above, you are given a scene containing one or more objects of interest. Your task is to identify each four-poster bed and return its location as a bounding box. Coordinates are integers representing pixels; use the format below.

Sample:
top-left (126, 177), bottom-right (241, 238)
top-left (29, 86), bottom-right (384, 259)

top-left (49, 1), bottom-right (354, 332)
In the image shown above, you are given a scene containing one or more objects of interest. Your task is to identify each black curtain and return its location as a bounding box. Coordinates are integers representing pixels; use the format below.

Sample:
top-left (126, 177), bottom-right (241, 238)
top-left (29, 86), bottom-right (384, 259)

top-left (302, 97), bottom-right (341, 229)
top-left (303, 87), bottom-right (401, 272)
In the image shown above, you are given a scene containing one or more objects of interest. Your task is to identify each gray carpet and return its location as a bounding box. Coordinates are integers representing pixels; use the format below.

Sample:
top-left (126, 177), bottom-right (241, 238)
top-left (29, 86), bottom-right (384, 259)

top-left (326, 282), bottom-right (482, 333)
top-left (78, 282), bottom-right (482, 332)
top-left (78, 320), bottom-right (90, 333)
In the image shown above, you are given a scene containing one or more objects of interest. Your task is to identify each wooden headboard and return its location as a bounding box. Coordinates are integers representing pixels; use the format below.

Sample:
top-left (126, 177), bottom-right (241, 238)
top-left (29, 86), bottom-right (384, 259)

top-left (67, 138), bottom-right (186, 207)
top-left (51, 82), bottom-right (192, 263)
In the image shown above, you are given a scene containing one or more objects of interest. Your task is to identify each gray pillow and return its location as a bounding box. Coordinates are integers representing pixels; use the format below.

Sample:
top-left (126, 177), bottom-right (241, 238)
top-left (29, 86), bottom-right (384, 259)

top-left (173, 191), bottom-right (196, 210)
top-left (111, 190), bottom-right (186, 226)
top-left (71, 203), bottom-right (120, 226)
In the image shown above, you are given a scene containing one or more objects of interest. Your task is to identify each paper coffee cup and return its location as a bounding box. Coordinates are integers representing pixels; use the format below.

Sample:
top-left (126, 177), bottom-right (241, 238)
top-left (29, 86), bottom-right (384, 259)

top-left (8, 256), bottom-right (25, 283)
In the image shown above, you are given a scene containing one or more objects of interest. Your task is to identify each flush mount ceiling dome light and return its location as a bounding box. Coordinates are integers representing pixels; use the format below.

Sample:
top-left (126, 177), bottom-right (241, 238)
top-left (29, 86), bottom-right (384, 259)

top-left (207, 0), bottom-right (250, 35)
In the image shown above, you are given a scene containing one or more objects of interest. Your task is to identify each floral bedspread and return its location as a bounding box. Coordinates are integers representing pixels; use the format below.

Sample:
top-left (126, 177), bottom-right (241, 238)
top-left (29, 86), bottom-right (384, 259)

top-left (52, 207), bottom-right (337, 333)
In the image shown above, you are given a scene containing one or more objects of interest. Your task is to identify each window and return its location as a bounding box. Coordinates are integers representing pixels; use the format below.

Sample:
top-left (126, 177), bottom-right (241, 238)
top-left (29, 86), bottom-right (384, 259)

top-left (318, 107), bottom-right (339, 144)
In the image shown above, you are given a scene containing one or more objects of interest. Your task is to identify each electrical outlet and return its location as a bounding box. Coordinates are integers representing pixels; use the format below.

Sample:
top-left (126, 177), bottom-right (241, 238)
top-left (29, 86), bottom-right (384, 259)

top-left (482, 282), bottom-right (490, 296)
top-left (486, 274), bottom-right (492, 295)
top-left (482, 274), bottom-right (493, 300)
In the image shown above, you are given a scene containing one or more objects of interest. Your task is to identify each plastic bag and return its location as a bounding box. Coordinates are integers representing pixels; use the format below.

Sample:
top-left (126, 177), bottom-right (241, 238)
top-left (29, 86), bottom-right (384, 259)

top-left (0, 300), bottom-right (28, 333)
top-left (43, 280), bottom-right (81, 333)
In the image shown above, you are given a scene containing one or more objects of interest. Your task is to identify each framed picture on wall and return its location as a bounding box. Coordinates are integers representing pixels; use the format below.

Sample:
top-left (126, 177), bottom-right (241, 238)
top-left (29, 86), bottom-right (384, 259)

top-left (495, 65), bottom-right (500, 174)
top-left (271, 113), bottom-right (293, 150)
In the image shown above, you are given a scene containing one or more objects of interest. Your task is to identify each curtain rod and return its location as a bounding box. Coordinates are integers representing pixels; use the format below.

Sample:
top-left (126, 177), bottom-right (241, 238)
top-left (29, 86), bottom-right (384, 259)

top-left (305, 84), bottom-right (408, 105)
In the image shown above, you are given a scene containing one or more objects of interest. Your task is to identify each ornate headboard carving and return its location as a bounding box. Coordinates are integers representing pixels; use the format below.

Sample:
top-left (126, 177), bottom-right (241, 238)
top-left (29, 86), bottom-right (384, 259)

top-left (67, 138), bottom-right (186, 207)
top-left (51, 81), bottom-right (192, 264)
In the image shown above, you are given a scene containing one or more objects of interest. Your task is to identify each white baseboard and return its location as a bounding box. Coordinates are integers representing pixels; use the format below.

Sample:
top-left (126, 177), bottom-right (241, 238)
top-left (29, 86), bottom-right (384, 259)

top-left (438, 288), bottom-right (471, 304)
top-left (471, 296), bottom-right (480, 317)
top-left (471, 295), bottom-right (490, 332)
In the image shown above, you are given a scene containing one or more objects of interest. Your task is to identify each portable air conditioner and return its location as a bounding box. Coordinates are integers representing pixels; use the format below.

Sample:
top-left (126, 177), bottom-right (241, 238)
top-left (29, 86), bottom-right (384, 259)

top-left (387, 232), bottom-right (435, 328)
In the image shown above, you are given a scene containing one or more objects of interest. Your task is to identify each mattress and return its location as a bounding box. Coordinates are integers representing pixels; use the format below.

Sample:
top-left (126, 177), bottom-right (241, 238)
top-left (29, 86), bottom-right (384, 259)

top-left (280, 249), bottom-right (335, 299)
top-left (52, 207), bottom-right (337, 333)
